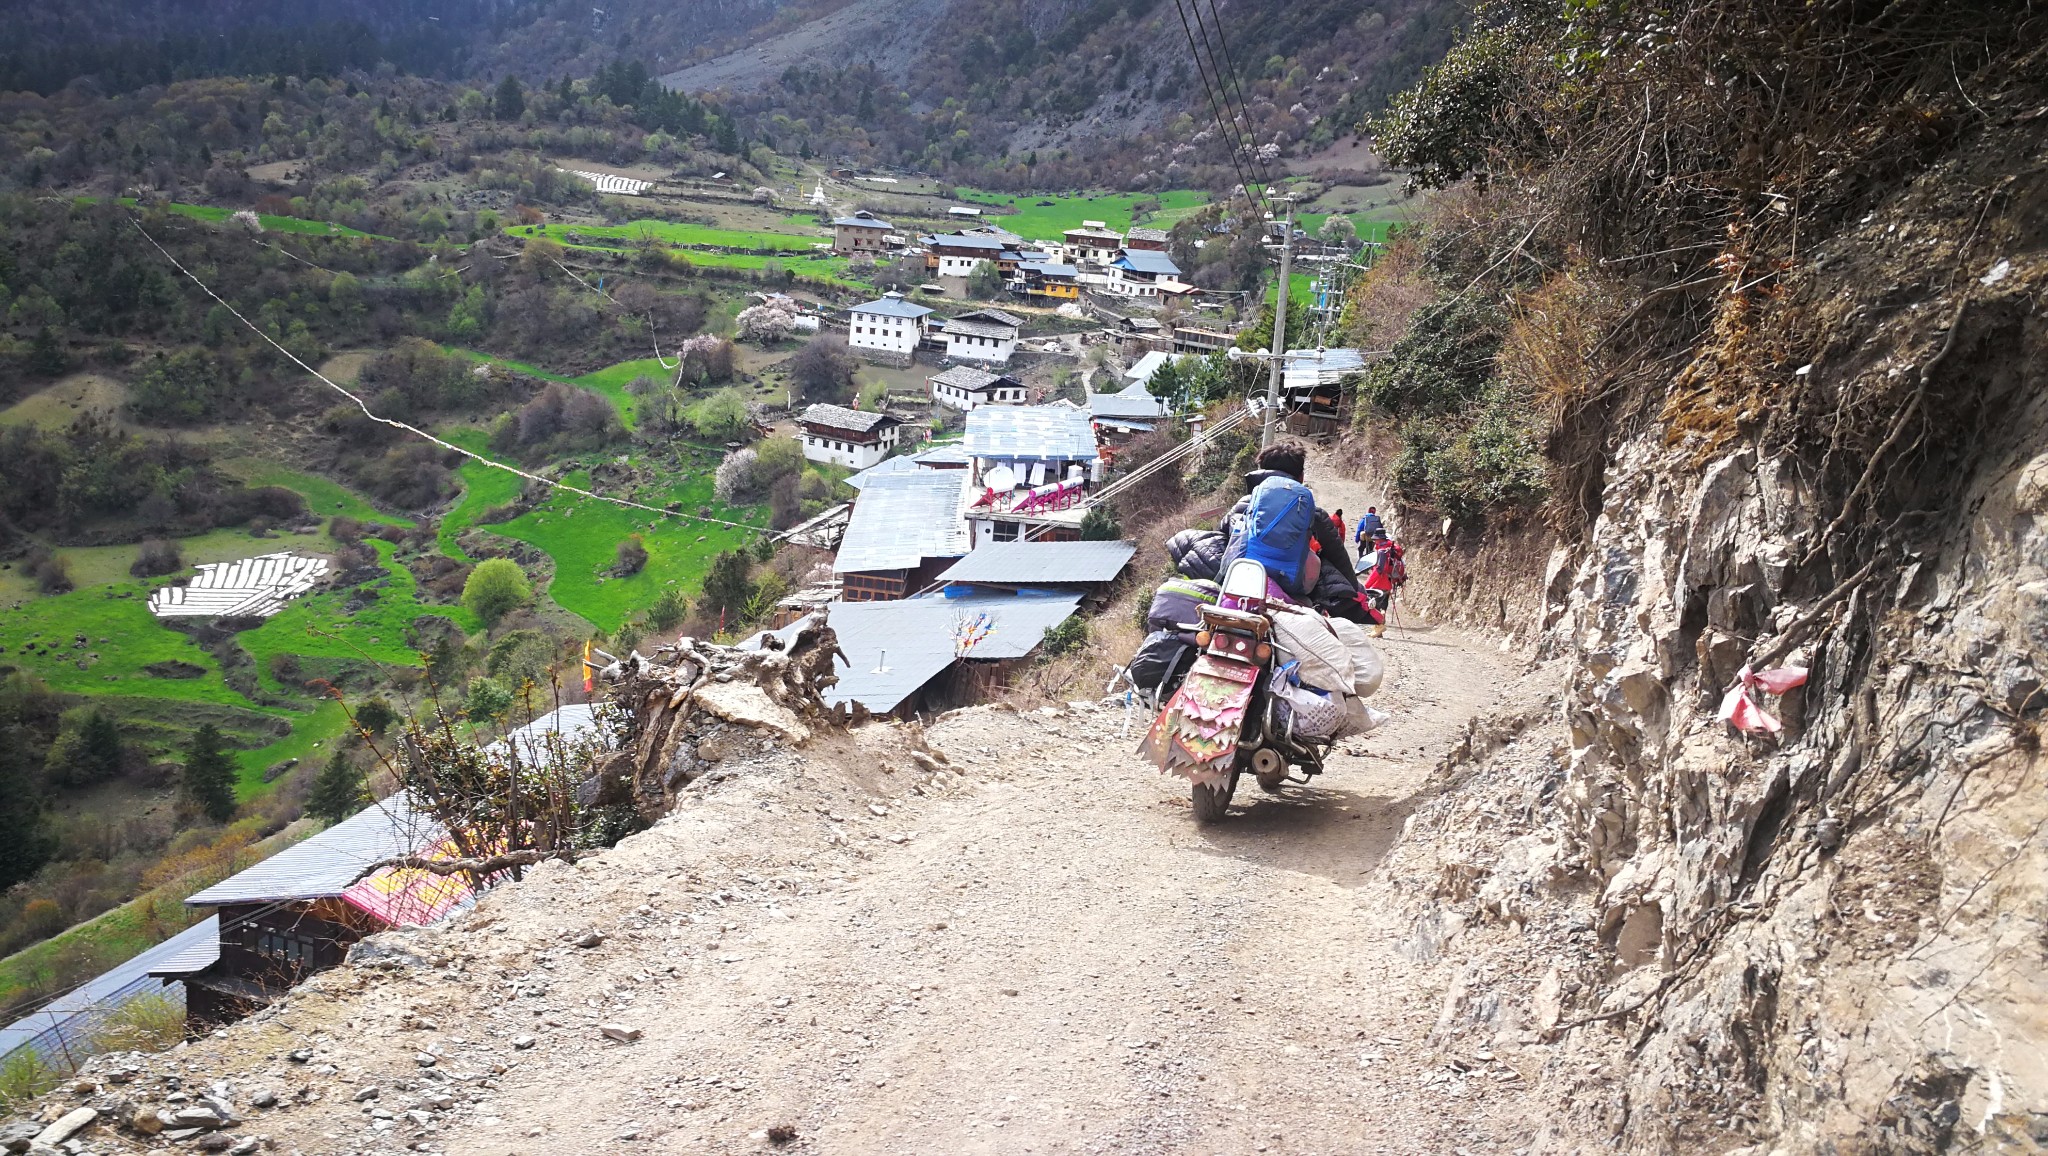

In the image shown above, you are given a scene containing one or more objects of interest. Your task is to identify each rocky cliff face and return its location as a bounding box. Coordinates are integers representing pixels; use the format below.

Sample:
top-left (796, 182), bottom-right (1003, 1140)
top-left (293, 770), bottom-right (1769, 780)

top-left (1367, 127), bottom-right (2048, 1154)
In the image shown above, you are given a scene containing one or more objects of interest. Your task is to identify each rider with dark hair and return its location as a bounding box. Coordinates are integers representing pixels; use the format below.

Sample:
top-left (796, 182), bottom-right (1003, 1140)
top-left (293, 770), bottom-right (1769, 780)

top-left (1222, 441), bottom-right (1365, 619)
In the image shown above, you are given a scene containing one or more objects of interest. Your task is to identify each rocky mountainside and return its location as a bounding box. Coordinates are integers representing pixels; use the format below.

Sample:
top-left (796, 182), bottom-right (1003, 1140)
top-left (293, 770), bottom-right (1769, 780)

top-left (668, 0), bottom-right (1459, 182)
top-left (1325, 2), bottom-right (2048, 1146)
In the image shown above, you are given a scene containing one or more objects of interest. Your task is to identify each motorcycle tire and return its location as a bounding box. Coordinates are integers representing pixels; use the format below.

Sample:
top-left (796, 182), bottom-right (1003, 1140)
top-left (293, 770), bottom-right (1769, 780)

top-left (1190, 769), bottom-right (1239, 824)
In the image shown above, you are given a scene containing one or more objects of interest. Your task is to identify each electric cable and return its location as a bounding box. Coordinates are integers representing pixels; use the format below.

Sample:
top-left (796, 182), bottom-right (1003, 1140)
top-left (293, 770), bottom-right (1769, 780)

top-left (127, 213), bottom-right (767, 539)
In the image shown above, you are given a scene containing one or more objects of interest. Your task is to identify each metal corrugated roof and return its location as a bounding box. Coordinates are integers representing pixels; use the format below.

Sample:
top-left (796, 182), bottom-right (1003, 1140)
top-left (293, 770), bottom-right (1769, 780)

top-left (1021, 261), bottom-right (1079, 277)
top-left (822, 593), bottom-right (1084, 712)
top-left (913, 443), bottom-right (974, 465)
top-left (850, 295), bottom-right (933, 319)
top-left (490, 703), bottom-right (607, 765)
top-left (0, 915), bottom-right (221, 1064)
top-left (945, 319), bottom-right (1017, 340)
top-left (935, 540), bottom-right (1136, 585)
top-left (1125, 351), bottom-right (1172, 384)
top-left (844, 454), bottom-right (923, 491)
top-left (1281, 348), bottom-right (1369, 390)
top-left (186, 792), bottom-right (440, 907)
top-left (801, 403), bottom-right (896, 434)
top-left (1086, 390), bottom-right (1168, 420)
top-left (832, 213), bottom-right (892, 228)
top-left (144, 918), bottom-right (223, 978)
top-left (1115, 249), bottom-right (1182, 276)
top-left (1126, 227), bottom-right (1171, 242)
top-left (834, 470), bottom-right (970, 574)
top-left (955, 308), bottom-right (1025, 327)
top-left (965, 405), bottom-right (1099, 461)
top-left (926, 233), bottom-right (1007, 251)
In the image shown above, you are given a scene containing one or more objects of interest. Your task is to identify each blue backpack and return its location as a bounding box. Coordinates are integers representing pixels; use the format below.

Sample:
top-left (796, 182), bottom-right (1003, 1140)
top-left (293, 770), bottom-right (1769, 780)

top-left (1236, 476), bottom-right (1316, 593)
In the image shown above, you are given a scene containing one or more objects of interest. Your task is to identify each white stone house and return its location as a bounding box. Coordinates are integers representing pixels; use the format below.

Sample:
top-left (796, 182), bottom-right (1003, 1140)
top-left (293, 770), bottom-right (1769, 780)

top-left (1107, 249), bottom-right (1184, 298)
top-left (942, 308), bottom-right (1022, 366)
top-left (847, 293), bottom-right (933, 364)
top-left (798, 404), bottom-right (903, 470)
top-left (928, 365), bottom-right (1027, 412)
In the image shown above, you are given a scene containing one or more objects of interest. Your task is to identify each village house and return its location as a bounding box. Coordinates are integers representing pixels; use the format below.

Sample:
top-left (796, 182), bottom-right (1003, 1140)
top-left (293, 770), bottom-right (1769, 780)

top-left (1015, 260), bottom-right (1081, 300)
top-left (831, 210), bottom-right (892, 254)
top-left (833, 469), bottom-right (971, 601)
top-left (1086, 379), bottom-right (1170, 442)
top-left (929, 365), bottom-right (1028, 411)
top-left (1108, 248), bottom-right (1185, 298)
top-left (1123, 226), bottom-right (1171, 252)
top-left (799, 403), bottom-right (904, 469)
top-left (935, 539), bottom-right (1137, 604)
top-left (822, 590), bottom-right (1084, 716)
top-left (1172, 324), bottom-right (1235, 355)
top-left (156, 791), bottom-right (471, 1027)
top-left (941, 308), bottom-right (1023, 366)
top-left (1118, 316), bottom-right (1171, 357)
top-left (846, 291), bottom-right (932, 366)
top-left (1061, 222), bottom-right (1125, 267)
top-left (923, 233), bottom-right (1008, 277)
top-left (962, 404), bottom-right (1100, 546)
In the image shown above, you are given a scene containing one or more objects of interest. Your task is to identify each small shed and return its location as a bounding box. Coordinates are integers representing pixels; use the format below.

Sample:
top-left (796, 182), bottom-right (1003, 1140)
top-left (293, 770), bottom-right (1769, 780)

top-left (934, 540), bottom-right (1136, 599)
top-left (834, 469), bottom-right (971, 601)
top-left (824, 592), bottom-right (1085, 715)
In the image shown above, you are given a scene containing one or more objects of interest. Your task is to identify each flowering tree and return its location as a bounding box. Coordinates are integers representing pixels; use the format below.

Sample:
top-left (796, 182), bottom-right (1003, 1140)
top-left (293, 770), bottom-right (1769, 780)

top-left (735, 302), bottom-right (797, 344)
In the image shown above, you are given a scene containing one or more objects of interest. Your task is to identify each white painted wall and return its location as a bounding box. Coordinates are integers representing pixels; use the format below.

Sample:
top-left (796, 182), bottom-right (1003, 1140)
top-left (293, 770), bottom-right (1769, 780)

top-left (848, 310), bottom-right (924, 355)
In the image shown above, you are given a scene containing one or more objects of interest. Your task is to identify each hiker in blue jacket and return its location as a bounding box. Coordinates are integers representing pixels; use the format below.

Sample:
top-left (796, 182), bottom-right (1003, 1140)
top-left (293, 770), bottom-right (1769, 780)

top-left (1354, 506), bottom-right (1385, 550)
top-left (1220, 442), bottom-right (1364, 619)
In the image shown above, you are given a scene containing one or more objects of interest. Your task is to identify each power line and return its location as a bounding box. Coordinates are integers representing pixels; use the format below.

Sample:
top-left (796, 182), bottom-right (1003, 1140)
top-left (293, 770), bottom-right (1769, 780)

top-left (127, 213), bottom-right (768, 540)
top-left (1186, 0), bottom-right (1275, 208)
top-left (1168, 0), bottom-right (1268, 217)
top-left (1197, 0), bottom-right (1280, 204)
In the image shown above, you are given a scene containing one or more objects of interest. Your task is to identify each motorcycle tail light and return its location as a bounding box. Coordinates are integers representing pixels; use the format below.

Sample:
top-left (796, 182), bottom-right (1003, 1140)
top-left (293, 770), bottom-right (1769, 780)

top-left (1255, 642), bottom-right (1271, 661)
top-left (1195, 631), bottom-right (1211, 648)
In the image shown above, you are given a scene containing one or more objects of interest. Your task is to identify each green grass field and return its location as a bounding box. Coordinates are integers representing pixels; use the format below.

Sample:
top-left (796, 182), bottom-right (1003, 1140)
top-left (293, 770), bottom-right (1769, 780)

top-left (950, 189), bottom-right (1210, 241)
top-left (238, 539), bottom-right (475, 694)
top-left (487, 464), bottom-right (765, 631)
top-left (438, 430), bottom-right (527, 563)
top-left (220, 461), bottom-right (415, 526)
top-left (105, 197), bottom-right (376, 239)
top-left (0, 586), bottom-right (245, 705)
top-left (230, 697), bottom-right (351, 795)
top-left (520, 219), bottom-right (820, 251)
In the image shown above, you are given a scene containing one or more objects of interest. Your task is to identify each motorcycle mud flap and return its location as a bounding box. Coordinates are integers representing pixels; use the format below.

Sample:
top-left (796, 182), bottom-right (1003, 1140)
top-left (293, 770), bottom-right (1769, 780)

top-left (1139, 654), bottom-right (1258, 787)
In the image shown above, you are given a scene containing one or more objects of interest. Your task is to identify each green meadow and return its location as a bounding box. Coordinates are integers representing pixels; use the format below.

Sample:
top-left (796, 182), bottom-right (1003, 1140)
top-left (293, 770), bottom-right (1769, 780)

top-left (950, 189), bottom-right (1211, 241)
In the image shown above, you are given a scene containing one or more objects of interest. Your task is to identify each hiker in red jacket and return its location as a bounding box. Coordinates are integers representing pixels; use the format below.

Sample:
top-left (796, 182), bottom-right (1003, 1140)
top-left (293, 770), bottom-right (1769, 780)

top-left (1359, 529), bottom-right (1406, 637)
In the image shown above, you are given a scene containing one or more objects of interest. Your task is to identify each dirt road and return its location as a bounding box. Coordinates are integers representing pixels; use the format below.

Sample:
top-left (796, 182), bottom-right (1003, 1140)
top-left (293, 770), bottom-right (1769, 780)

top-left (117, 616), bottom-right (1536, 1156)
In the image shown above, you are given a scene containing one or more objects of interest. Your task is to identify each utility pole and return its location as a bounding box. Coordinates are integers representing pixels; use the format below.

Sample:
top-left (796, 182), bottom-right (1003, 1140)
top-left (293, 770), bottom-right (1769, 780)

top-left (1262, 196), bottom-right (1295, 449)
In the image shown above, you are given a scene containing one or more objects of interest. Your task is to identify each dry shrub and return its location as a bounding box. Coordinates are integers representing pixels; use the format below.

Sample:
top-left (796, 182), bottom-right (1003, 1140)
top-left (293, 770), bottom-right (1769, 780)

top-left (1496, 268), bottom-right (1624, 417)
top-left (90, 993), bottom-right (185, 1053)
top-left (1340, 236), bottom-right (1436, 350)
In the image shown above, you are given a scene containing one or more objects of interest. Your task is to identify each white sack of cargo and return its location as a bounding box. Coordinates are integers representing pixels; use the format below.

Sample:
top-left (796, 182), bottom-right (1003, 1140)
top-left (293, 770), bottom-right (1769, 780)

top-left (1268, 605), bottom-right (1352, 694)
top-left (1329, 618), bottom-right (1385, 698)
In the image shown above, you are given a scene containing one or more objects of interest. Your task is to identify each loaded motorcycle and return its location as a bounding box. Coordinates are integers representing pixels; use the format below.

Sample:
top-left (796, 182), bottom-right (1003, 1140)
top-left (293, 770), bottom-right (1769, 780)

top-left (1139, 559), bottom-right (1339, 823)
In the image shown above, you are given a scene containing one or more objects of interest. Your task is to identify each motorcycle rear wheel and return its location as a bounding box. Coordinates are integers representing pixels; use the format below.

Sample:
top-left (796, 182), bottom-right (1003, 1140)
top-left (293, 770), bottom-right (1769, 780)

top-left (1191, 769), bottom-right (1240, 824)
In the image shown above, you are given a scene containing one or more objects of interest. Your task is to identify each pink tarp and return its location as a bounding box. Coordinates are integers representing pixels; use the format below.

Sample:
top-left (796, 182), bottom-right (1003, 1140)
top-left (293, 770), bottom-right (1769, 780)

top-left (340, 838), bottom-right (477, 927)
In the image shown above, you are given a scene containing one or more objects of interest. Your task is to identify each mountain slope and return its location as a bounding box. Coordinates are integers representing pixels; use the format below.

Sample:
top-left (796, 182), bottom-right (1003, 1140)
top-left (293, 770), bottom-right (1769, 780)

top-left (664, 0), bottom-right (1461, 183)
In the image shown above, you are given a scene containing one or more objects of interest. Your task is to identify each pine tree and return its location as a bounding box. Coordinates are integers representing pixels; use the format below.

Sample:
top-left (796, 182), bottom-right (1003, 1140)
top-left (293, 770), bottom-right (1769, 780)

top-left (80, 709), bottom-right (123, 782)
top-left (28, 326), bottom-right (64, 377)
top-left (494, 75), bottom-right (526, 122)
top-left (306, 747), bottom-right (367, 826)
top-left (0, 725), bottom-right (53, 888)
top-left (182, 724), bottom-right (237, 823)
